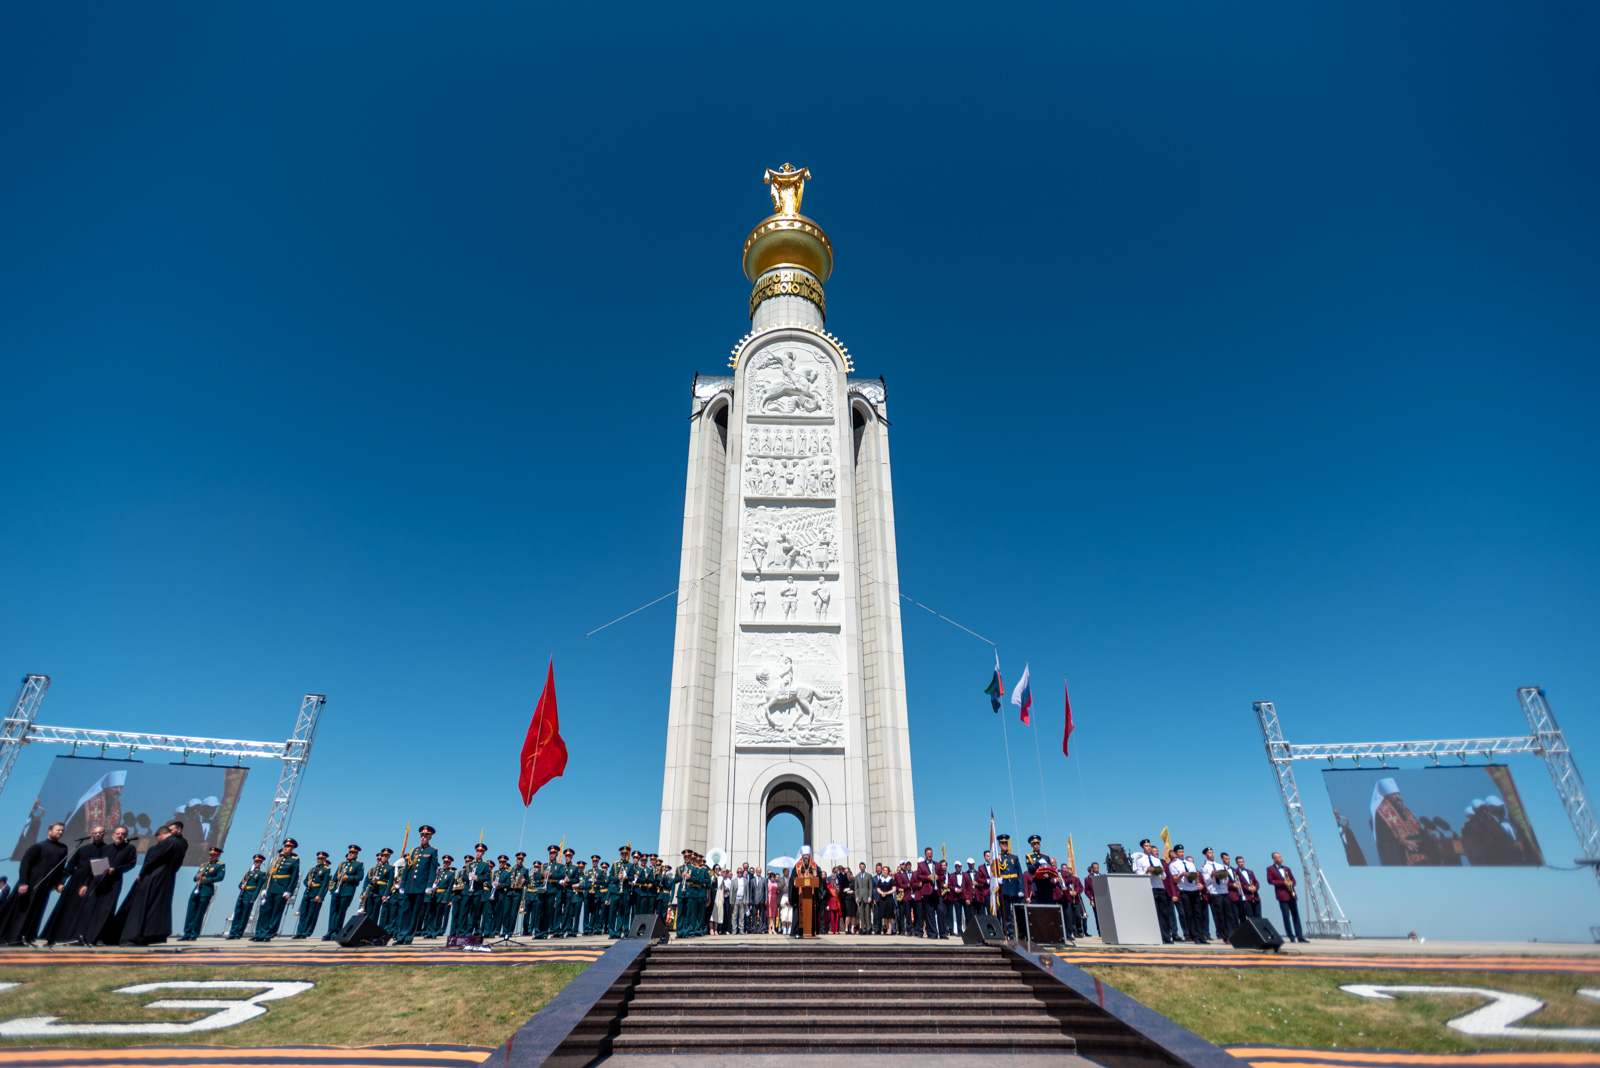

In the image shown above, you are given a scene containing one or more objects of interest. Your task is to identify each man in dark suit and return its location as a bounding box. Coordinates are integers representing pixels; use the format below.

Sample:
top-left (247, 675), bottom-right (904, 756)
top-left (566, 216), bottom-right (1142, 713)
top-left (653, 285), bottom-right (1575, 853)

top-left (1265, 852), bottom-right (1307, 942)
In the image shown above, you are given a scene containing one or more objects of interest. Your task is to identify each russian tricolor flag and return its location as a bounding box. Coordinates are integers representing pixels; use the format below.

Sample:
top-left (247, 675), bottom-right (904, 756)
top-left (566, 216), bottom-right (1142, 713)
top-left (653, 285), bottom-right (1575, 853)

top-left (1011, 662), bottom-right (1033, 726)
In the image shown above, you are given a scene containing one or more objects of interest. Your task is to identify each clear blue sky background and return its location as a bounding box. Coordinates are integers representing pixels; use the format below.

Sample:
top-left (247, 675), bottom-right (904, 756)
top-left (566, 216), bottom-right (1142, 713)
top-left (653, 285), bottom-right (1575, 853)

top-left (3, 3), bottom-right (1597, 942)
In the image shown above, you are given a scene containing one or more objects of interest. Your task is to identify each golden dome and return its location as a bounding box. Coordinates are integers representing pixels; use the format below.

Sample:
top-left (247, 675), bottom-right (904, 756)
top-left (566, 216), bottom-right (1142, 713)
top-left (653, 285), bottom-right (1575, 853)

top-left (743, 213), bottom-right (832, 283)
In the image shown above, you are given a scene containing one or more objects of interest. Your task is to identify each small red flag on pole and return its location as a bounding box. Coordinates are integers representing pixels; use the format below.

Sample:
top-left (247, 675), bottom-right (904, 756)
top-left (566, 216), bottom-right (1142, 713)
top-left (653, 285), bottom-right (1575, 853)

top-left (1063, 677), bottom-right (1075, 757)
top-left (519, 659), bottom-right (568, 806)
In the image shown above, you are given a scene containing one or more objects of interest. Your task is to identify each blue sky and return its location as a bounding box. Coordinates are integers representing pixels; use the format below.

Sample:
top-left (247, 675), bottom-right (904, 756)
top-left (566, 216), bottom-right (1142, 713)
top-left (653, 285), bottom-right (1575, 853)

top-left (3, 3), bottom-right (1597, 941)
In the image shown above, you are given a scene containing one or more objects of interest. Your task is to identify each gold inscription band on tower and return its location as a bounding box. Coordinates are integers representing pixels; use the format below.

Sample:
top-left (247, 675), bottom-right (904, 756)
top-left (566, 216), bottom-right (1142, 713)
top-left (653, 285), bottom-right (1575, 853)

top-left (748, 268), bottom-right (827, 320)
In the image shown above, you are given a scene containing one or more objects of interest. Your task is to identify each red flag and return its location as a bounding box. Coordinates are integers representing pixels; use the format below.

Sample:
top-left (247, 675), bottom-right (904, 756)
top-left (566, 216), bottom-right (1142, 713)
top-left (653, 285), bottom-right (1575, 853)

top-left (518, 660), bottom-right (568, 806)
top-left (1063, 677), bottom-right (1075, 757)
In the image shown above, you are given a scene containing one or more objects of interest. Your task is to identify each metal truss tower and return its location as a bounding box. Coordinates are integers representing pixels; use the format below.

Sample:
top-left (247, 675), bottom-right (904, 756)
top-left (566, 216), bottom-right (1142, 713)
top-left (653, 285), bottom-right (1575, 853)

top-left (1254, 700), bottom-right (1352, 938)
top-left (1518, 687), bottom-right (1599, 903)
top-left (257, 692), bottom-right (326, 857)
top-left (0, 675), bottom-right (51, 799)
top-left (0, 674), bottom-right (325, 861)
top-left (1260, 687), bottom-right (1598, 940)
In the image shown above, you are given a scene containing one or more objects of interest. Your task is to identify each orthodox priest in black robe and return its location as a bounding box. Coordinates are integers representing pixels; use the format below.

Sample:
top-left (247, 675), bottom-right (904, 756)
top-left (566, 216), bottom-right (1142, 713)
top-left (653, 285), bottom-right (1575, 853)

top-left (42, 826), bottom-right (109, 945)
top-left (78, 826), bottom-right (139, 945)
top-left (1, 822), bottom-right (68, 944)
top-left (119, 822), bottom-right (188, 945)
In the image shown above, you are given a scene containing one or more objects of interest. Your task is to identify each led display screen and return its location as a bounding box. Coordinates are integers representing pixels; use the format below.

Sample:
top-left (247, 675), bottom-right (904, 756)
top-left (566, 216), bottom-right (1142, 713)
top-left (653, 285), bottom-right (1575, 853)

top-left (1322, 765), bottom-right (1543, 867)
top-left (10, 756), bottom-right (249, 867)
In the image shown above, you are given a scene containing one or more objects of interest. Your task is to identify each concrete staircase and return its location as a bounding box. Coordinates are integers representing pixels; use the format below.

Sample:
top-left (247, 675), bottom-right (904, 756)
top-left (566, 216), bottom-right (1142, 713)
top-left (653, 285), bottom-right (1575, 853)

top-left (605, 942), bottom-right (1080, 1055)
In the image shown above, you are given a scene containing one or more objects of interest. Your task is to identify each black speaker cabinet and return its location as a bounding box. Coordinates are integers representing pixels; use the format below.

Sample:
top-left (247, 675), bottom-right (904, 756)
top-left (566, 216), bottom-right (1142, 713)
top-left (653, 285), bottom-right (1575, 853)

top-left (963, 912), bottom-right (1005, 944)
top-left (625, 912), bottom-right (667, 940)
top-left (1018, 903), bottom-right (1069, 945)
top-left (335, 913), bottom-right (391, 947)
top-left (1229, 915), bottom-right (1285, 952)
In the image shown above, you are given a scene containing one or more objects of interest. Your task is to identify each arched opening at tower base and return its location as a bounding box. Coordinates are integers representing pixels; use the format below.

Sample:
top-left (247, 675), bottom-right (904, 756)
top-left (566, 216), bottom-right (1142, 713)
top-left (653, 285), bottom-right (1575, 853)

top-left (764, 780), bottom-right (813, 864)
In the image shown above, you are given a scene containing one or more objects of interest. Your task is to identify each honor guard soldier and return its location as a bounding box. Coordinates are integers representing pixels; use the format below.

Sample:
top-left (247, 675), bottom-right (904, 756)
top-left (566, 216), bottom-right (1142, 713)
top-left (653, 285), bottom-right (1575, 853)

top-left (533, 846), bottom-right (560, 937)
top-left (570, 859), bottom-right (590, 933)
top-left (323, 846), bottom-right (364, 940)
top-left (180, 846), bottom-right (225, 940)
top-left (994, 835), bottom-right (1023, 938)
top-left (594, 861), bottom-right (613, 935)
top-left (486, 855), bottom-right (511, 937)
top-left (674, 849), bottom-right (695, 936)
top-left (427, 855), bottom-right (456, 937)
top-left (521, 860), bottom-right (542, 936)
top-left (393, 825), bottom-right (439, 944)
top-left (226, 854), bottom-right (267, 939)
top-left (361, 848), bottom-right (394, 923)
top-left (294, 851), bottom-right (332, 938)
top-left (630, 855), bottom-right (651, 935)
top-left (447, 852), bottom-right (472, 937)
top-left (253, 839), bottom-right (300, 941)
top-left (584, 855), bottom-right (603, 934)
top-left (504, 853), bottom-right (529, 936)
top-left (458, 844), bottom-right (492, 935)
top-left (558, 848), bottom-right (579, 935)
top-left (608, 846), bottom-right (634, 938)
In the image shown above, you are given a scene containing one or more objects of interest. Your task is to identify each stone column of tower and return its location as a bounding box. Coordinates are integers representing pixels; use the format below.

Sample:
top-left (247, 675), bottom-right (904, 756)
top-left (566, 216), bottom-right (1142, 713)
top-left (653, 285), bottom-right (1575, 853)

top-left (658, 164), bottom-right (917, 868)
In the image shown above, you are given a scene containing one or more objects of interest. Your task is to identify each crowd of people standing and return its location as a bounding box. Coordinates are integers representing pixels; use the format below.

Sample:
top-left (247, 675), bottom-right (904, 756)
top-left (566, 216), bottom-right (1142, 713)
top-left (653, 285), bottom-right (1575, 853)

top-left (2, 819), bottom-right (1309, 949)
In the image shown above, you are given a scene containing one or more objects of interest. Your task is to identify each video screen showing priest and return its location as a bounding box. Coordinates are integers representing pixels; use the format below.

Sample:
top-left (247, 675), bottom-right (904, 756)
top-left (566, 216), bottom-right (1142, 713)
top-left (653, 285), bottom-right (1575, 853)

top-left (9, 756), bottom-right (249, 866)
top-left (1322, 765), bottom-right (1543, 867)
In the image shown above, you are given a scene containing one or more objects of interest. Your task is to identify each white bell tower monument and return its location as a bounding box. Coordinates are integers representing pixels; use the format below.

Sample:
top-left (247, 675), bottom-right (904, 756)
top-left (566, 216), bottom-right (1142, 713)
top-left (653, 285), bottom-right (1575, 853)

top-left (658, 164), bottom-right (917, 868)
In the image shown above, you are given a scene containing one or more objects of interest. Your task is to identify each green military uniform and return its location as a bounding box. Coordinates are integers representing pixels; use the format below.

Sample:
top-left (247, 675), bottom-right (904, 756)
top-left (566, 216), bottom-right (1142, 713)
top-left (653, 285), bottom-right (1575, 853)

top-left (226, 856), bottom-right (267, 939)
top-left (456, 848), bottom-right (492, 935)
top-left (180, 849), bottom-right (225, 940)
top-left (557, 848), bottom-right (580, 935)
top-left (294, 853), bottom-right (332, 938)
top-left (594, 862), bottom-right (613, 936)
top-left (485, 859), bottom-right (511, 937)
top-left (690, 853), bottom-right (713, 937)
top-left (584, 857), bottom-right (604, 934)
top-left (531, 856), bottom-right (550, 933)
top-left (427, 860), bottom-right (455, 937)
top-left (607, 848), bottom-right (634, 938)
top-left (503, 856), bottom-right (529, 937)
top-left (533, 847), bottom-right (561, 937)
top-left (361, 851), bottom-right (395, 930)
top-left (393, 831), bottom-right (440, 944)
top-left (674, 851), bottom-right (697, 937)
top-left (252, 842), bottom-right (300, 941)
top-left (323, 849), bottom-right (365, 940)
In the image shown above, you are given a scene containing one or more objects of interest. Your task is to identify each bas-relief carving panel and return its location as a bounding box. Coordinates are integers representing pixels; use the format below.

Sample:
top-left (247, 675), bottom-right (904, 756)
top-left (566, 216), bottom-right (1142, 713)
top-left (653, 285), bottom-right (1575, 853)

top-left (745, 574), bottom-right (836, 623)
top-left (744, 343), bottom-right (835, 418)
top-left (742, 504), bottom-right (839, 575)
top-left (734, 631), bottom-right (845, 748)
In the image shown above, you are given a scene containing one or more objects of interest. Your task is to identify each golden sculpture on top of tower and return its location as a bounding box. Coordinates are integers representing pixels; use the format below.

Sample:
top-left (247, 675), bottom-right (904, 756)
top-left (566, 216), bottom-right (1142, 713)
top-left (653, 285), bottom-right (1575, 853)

top-left (764, 163), bottom-right (810, 216)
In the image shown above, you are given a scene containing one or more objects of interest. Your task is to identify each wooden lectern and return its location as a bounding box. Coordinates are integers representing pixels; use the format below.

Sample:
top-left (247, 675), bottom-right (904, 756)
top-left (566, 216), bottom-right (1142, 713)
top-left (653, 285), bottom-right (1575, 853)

top-left (794, 871), bottom-right (821, 938)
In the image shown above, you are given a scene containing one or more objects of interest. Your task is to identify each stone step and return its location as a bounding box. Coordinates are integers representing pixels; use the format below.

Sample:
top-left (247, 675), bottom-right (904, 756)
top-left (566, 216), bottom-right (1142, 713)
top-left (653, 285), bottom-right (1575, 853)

top-left (641, 966), bottom-right (1017, 979)
top-left (609, 1032), bottom-right (1078, 1054)
top-left (619, 1014), bottom-right (1064, 1034)
top-left (634, 980), bottom-right (1028, 995)
top-left (623, 997), bottom-right (1045, 1014)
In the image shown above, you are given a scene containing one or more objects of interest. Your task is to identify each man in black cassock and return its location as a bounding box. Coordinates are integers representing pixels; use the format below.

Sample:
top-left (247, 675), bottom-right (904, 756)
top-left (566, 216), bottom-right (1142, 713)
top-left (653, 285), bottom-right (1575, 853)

top-left (43, 825), bottom-right (108, 945)
top-left (2, 821), bottom-right (68, 944)
top-left (119, 821), bottom-right (188, 945)
top-left (80, 825), bottom-right (138, 945)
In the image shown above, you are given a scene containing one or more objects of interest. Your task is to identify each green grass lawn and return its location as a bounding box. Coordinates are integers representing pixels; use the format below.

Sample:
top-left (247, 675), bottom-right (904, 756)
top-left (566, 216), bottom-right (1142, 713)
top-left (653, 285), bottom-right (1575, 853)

top-left (1084, 965), bottom-right (1600, 1052)
top-left (0, 964), bottom-right (586, 1050)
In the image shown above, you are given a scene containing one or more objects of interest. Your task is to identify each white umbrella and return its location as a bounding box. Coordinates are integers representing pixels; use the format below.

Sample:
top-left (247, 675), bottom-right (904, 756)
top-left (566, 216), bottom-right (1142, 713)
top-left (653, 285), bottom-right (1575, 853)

top-left (819, 842), bottom-right (850, 863)
top-left (767, 855), bottom-right (797, 869)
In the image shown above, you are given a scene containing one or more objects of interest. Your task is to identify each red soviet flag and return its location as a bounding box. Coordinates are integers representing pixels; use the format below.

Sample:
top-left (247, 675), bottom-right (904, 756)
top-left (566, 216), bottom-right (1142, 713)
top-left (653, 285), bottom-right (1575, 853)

top-left (1063, 677), bottom-right (1075, 757)
top-left (518, 660), bottom-right (568, 805)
